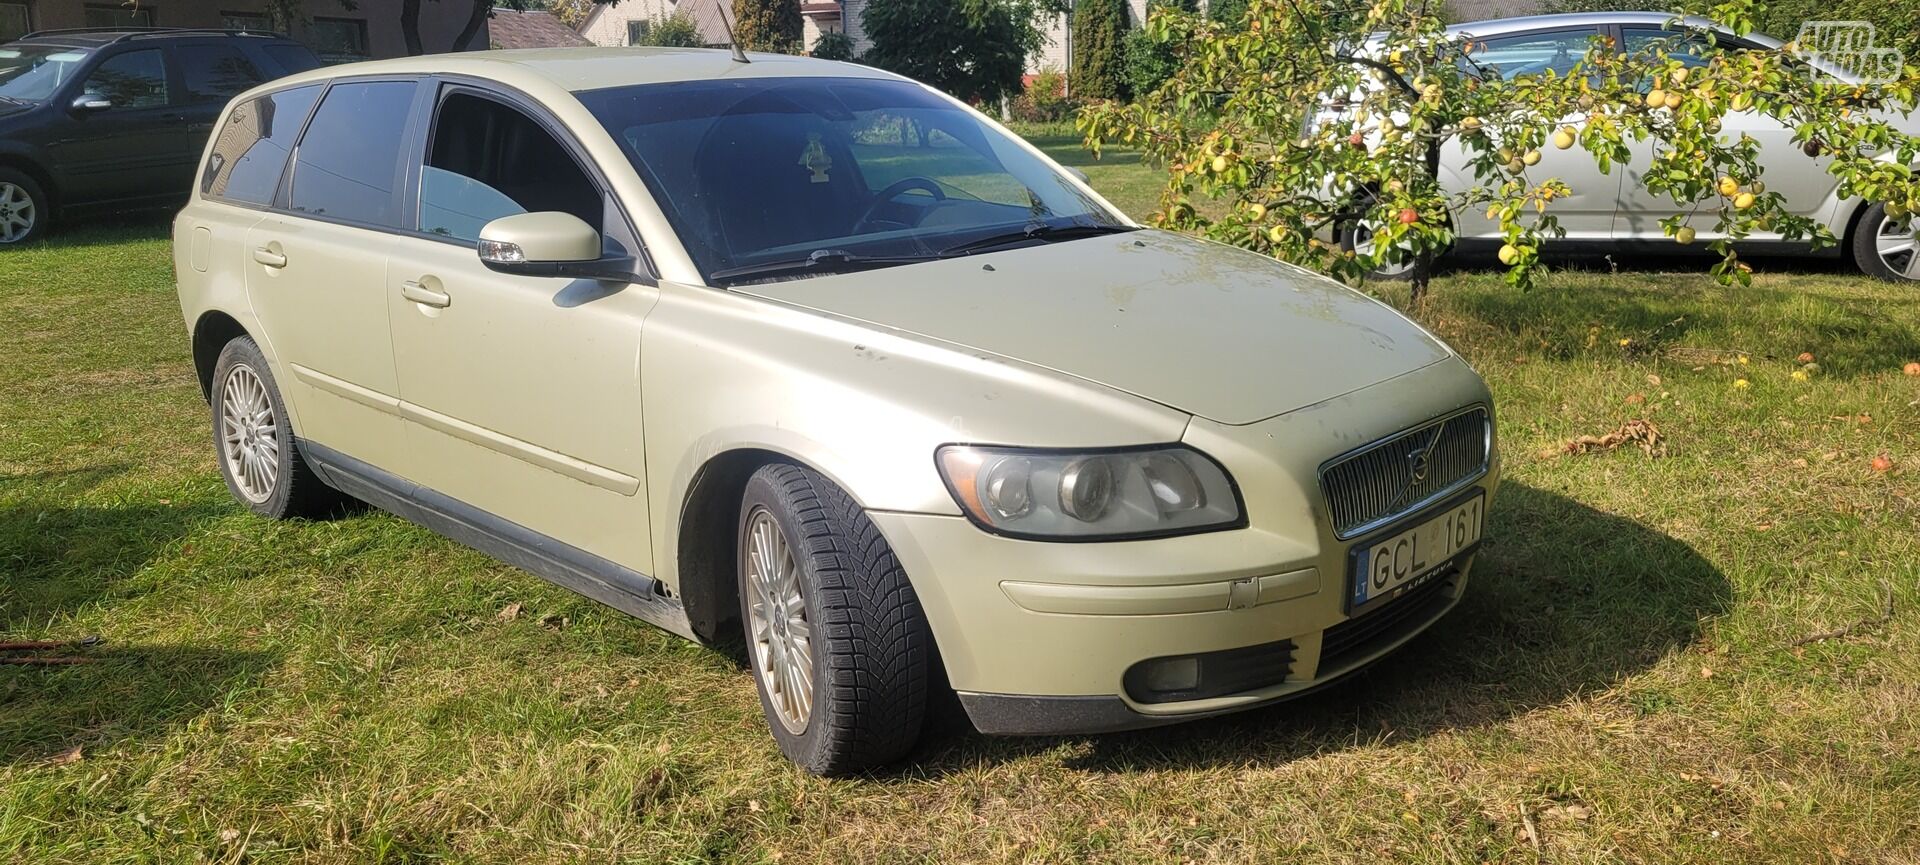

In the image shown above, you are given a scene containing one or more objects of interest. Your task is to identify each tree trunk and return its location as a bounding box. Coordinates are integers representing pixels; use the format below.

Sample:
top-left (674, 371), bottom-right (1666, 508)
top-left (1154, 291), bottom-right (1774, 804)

top-left (400, 0), bottom-right (424, 56)
top-left (1410, 138), bottom-right (1442, 306)
top-left (452, 0), bottom-right (491, 52)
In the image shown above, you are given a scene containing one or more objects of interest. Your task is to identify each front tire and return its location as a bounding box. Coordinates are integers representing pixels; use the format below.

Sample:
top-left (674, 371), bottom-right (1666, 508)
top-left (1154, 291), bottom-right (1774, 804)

top-left (1852, 202), bottom-right (1919, 282)
top-left (210, 336), bottom-right (341, 518)
top-left (0, 168), bottom-right (49, 246)
top-left (736, 464), bottom-right (930, 775)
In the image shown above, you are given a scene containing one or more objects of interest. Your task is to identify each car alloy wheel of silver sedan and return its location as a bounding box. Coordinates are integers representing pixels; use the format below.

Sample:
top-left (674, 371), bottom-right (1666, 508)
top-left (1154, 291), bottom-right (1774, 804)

top-left (220, 363), bottom-right (280, 503)
top-left (1873, 212), bottom-right (1919, 281)
top-left (0, 182), bottom-right (35, 244)
top-left (744, 506), bottom-right (814, 734)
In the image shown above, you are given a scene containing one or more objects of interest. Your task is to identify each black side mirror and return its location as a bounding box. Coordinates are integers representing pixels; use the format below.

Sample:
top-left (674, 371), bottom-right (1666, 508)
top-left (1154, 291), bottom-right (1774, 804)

top-left (70, 94), bottom-right (112, 113)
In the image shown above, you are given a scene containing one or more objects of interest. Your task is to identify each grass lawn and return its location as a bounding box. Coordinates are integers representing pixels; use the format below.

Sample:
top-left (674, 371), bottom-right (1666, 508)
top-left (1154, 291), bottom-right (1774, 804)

top-left (3, 134), bottom-right (1919, 863)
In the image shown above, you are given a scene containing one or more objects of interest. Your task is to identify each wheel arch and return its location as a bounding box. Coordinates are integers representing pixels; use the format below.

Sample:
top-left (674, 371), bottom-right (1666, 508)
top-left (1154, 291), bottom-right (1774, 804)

top-left (191, 310), bottom-right (252, 402)
top-left (673, 447), bottom-right (795, 645)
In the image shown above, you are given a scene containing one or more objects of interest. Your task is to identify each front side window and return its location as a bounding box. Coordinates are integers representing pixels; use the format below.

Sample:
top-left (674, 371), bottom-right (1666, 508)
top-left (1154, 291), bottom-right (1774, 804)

top-left (419, 91), bottom-right (602, 243)
top-left (202, 83), bottom-right (322, 205)
top-left (82, 48), bottom-right (170, 110)
top-left (288, 80), bottom-right (415, 226)
top-left (0, 44), bottom-right (92, 103)
top-left (576, 76), bottom-right (1126, 282)
top-left (1463, 28), bottom-right (1603, 79)
top-left (179, 44), bottom-right (265, 103)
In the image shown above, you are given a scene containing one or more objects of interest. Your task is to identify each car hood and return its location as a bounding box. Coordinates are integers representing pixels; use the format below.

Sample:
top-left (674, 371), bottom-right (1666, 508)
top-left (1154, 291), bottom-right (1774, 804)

top-left (733, 230), bottom-right (1453, 425)
top-left (0, 100), bottom-right (32, 120)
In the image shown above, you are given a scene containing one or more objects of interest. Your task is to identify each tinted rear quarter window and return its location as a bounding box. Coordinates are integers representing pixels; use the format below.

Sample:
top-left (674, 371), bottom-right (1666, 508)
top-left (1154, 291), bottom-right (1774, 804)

top-left (179, 44), bottom-right (265, 103)
top-left (288, 80), bottom-right (417, 226)
top-left (202, 83), bottom-right (323, 205)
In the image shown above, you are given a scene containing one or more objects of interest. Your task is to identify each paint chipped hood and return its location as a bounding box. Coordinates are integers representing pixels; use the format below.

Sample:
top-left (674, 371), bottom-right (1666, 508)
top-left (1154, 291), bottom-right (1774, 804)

top-left (732, 230), bottom-right (1455, 425)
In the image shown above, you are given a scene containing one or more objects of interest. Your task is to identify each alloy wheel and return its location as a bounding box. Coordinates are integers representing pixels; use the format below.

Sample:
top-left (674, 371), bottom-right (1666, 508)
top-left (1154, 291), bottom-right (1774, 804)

top-left (1345, 222), bottom-right (1421, 278)
top-left (0, 182), bottom-right (35, 244)
top-left (220, 363), bottom-right (281, 503)
top-left (1873, 212), bottom-right (1919, 281)
top-left (744, 506), bottom-right (814, 734)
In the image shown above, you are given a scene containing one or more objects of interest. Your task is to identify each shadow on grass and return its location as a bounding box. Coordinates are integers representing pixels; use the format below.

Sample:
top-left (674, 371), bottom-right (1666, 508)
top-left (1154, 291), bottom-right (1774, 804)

top-left (1435, 275), bottom-right (1920, 375)
top-left (0, 645), bottom-right (274, 765)
top-left (0, 485), bottom-right (222, 634)
top-left (905, 482), bottom-right (1730, 774)
top-left (1, 472), bottom-right (274, 764)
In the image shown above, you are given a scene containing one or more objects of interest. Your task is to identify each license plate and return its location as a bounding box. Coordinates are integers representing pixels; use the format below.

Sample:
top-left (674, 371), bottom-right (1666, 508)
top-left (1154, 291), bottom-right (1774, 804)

top-left (1349, 493), bottom-right (1484, 614)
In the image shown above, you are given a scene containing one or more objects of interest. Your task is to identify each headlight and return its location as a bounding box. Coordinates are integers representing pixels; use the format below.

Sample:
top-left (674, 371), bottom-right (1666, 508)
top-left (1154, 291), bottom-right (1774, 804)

top-left (935, 445), bottom-right (1244, 540)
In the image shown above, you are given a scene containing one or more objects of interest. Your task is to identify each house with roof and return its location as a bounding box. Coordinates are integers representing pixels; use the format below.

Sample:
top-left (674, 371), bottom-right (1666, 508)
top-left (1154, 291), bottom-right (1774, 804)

top-left (576, 0), bottom-right (731, 48)
top-left (489, 8), bottom-right (590, 50)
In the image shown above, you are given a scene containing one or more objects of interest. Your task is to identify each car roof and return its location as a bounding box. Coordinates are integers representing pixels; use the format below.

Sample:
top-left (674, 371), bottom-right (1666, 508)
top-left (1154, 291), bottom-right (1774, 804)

top-left (255, 47), bottom-right (903, 95)
top-left (1445, 11), bottom-right (1784, 47)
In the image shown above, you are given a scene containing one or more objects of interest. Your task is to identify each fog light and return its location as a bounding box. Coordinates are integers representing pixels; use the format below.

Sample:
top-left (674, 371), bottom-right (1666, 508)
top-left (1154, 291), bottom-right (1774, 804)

top-left (1138, 656), bottom-right (1200, 693)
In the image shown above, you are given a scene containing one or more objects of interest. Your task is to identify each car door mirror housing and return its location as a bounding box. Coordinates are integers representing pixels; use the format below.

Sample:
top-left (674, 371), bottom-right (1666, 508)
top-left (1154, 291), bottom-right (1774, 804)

top-left (1063, 166), bottom-right (1089, 184)
top-left (476, 212), bottom-right (633, 281)
top-left (70, 94), bottom-right (113, 113)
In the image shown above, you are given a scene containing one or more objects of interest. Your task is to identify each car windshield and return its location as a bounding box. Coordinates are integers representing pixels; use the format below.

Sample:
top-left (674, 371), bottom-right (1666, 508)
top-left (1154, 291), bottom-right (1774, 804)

top-left (0, 44), bottom-right (94, 103)
top-left (577, 76), bottom-right (1130, 283)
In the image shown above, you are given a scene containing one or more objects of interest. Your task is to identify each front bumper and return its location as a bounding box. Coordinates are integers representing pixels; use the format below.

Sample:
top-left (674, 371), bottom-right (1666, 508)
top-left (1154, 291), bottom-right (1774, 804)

top-left (870, 357), bottom-right (1500, 736)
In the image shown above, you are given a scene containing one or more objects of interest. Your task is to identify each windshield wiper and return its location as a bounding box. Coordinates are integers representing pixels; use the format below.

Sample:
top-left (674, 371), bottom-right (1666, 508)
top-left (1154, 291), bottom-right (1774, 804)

top-left (939, 222), bottom-right (1137, 257)
top-left (708, 248), bottom-right (941, 285)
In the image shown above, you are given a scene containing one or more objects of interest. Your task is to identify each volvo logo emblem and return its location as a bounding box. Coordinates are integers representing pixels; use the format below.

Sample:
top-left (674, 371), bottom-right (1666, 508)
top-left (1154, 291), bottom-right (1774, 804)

top-left (1392, 427), bottom-right (1445, 509)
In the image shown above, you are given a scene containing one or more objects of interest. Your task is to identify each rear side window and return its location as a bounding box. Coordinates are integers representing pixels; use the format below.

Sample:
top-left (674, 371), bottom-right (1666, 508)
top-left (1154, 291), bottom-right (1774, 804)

top-left (265, 44), bottom-right (322, 75)
top-left (82, 48), bottom-right (169, 109)
top-left (419, 91), bottom-right (603, 243)
top-left (179, 44), bottom-right (265, 104)
top-left (288, 80), bottom-right (417, 226)
top-left (202, 83), bottom-right (322, 205)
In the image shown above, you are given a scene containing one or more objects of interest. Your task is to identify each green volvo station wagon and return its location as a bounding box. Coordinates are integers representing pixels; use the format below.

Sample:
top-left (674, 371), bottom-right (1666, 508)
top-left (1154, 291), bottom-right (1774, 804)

top-left (173, 47), bottom-right (1500, 775)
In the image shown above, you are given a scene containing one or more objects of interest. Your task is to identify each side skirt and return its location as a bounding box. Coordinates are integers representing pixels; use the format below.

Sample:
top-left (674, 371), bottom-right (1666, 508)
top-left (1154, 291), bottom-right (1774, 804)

top-left (301, 440), bottom-right (698, 641)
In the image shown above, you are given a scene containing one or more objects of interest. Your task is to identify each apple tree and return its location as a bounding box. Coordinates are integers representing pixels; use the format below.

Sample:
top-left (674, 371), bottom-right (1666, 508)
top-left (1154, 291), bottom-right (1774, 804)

top-left (1078, 0), bottom-right (1920, 299)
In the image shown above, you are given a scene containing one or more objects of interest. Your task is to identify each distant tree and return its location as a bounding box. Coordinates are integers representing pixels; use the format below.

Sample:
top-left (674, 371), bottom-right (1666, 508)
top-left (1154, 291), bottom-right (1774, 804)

top-left (733, 0), bottom-right (803, 53)
top-left (1122, 0), bottom-right (1194, 99)
top-left (1069, 0), bottom-right (1130, 101)
top-left (1206, 0), bottom-right (1249, 27)
top-left (862, 0), bottom-right (1063, 104)
top-left (635, 8), bottom-right (706, 47)
top-left (812, 30), bottom-right (856, 60)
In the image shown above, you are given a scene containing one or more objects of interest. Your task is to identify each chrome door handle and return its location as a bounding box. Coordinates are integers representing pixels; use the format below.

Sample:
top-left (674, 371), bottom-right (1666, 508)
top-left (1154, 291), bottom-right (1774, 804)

top-left (400, 279), bottom-right (451, 308)
top-left (251, 247), bottom-right (287, 268)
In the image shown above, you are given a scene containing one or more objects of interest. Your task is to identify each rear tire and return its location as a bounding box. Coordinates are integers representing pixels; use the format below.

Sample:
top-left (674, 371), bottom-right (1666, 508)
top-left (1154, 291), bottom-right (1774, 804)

top-left (0, 167), bottom-right (49, 246)
top-left (736, 464), bottom-right (930, 775)
top-left (210, 336), bottom-right (342, 519)
top-left (1851, 202), bottom-right (1919, 282)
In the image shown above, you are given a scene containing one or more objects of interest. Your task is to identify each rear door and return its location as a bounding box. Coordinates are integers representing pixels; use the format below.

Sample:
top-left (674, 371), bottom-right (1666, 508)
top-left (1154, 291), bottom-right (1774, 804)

top-left (243, 78), bottom-right (422, 473)
top-left (1610, 27), bottom-right (1838, 240)
top-left (384, 81), bottom-right (658, 573)
top-left (173, 40), bottom-right (270, 164)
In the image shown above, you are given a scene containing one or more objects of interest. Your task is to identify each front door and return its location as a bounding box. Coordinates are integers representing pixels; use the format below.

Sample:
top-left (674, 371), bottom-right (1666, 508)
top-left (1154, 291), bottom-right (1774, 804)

top-left (243, 79), bottom-right (420, 472)
top-left (386, 85), bottom-right (658, 574)
top-left (1448, 27), bottom-right (1623, 240)
top-left (43, 46), bottom-right (193, 206)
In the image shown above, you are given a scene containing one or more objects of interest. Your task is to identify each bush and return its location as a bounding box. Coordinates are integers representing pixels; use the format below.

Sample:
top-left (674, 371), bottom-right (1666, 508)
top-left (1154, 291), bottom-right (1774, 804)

top-left (1122, 0), bottom-right (1197, 99)
top-left (631, 9), bottom-right (705, 47)
top-left (1009, 68), bottom-right (1077, 123)
top-left (812, 31), bottom-right (856, 60)
top-left (1069, 0), bottom-right (1130, 101)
